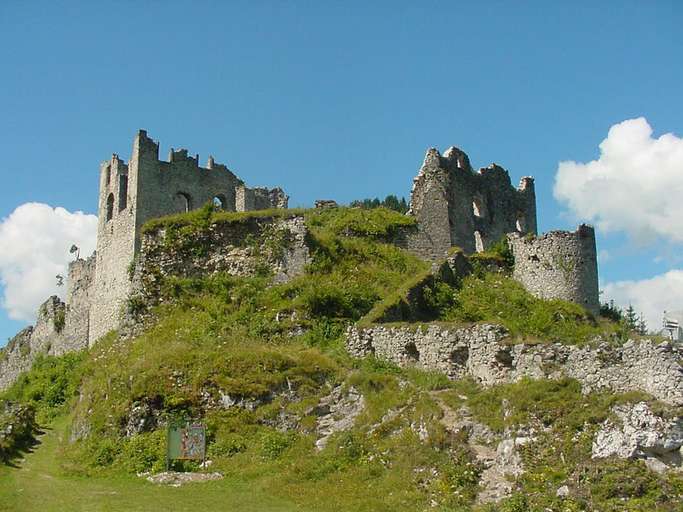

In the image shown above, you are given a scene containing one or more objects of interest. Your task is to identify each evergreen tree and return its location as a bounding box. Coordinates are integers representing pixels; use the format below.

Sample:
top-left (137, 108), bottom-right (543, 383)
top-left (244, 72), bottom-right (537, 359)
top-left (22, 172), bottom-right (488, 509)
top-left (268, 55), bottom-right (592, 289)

top-left (624, 304), bottom-right (638, 331)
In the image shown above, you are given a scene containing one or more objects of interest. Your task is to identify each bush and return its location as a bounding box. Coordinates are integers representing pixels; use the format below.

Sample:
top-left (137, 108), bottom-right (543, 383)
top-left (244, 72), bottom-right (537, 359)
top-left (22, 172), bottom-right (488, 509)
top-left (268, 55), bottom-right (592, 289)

top-left (120, 430), bottom-right (166, 473)
top-left (260, 430), bottom-right (296, 459)
top-left (0, 401), bottom-right (37, 462)
top-left (1, 352), bottom-right (85, 423)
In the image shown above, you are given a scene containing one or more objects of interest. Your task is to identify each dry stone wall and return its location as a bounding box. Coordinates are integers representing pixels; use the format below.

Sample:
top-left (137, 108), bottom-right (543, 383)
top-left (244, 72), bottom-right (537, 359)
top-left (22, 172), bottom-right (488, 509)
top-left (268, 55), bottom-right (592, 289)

top-left (347, 324), bottom-right (683, 406)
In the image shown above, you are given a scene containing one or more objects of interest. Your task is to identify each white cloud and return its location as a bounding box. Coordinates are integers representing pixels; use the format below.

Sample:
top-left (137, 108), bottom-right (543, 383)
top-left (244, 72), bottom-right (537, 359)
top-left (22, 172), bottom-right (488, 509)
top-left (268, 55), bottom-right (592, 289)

top-left (603, 270), bottom-right (683, 332)
top-left (0, 203), bottom-right (97, 322)
top-left (554, 117), bottom-right (683, 244)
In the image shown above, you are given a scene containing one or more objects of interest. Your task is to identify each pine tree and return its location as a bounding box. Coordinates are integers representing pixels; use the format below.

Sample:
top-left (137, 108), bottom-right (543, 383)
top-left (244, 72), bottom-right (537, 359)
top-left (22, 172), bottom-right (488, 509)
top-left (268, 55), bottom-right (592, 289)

top-left (624, 304), bottom-right (638, 331)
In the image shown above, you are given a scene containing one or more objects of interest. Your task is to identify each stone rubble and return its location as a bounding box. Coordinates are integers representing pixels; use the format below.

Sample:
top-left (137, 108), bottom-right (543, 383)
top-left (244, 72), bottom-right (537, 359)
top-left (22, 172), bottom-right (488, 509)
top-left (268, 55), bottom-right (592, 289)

top-left (312, 386), bottom-right (365, 451)
top-left (143, 471), bottom-right (223, 487)
top-left (592, 401), bottom-right (683, 471)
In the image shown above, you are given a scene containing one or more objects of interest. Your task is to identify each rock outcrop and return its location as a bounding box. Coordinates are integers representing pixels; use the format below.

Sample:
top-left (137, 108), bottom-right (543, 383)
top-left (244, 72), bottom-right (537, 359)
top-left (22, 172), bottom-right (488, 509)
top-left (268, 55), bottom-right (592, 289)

top-left (592, 402), bottom-right (683, 471)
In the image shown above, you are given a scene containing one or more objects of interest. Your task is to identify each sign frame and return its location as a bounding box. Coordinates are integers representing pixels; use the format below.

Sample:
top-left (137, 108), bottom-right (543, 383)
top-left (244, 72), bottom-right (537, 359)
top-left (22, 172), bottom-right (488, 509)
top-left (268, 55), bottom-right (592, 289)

top-left (166, 420), bottom-right (206, 470)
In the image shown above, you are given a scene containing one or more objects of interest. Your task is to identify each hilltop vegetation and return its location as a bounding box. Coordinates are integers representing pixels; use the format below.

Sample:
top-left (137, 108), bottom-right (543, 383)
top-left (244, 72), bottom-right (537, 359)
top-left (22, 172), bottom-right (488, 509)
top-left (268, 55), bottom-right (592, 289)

top-left (1, 206), bottom-right (680, 511)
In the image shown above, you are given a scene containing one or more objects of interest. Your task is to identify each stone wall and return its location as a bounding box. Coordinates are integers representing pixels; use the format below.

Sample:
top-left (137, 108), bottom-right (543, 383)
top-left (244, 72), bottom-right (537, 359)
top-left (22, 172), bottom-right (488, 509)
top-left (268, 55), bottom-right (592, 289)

top-left (90, 130), bottom-right (289, 344)
top-left (131, 214), bottom-right (310, 306)
top-left (61, 254), bottom-right (95, 353)
top-left (0, 297), bottom-right (71, 391)
top-left (236, 185), bottom-right (289, 211)
top-left (508, 225), bottom-right (599, 315)
top-left (405, 146), bottom-right (536, 259)
top-left (347, 324), bottom-right (683, 406)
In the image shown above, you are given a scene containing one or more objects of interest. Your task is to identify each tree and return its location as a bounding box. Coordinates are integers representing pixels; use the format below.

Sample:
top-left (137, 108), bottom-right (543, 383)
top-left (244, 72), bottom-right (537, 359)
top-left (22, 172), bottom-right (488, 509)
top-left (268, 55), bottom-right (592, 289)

top-left (624, 304), bottom-right (638, 331)
top-left (636, 314), bottom-right (648, 336)
top-left (349, 195), bottom-right (409, 214)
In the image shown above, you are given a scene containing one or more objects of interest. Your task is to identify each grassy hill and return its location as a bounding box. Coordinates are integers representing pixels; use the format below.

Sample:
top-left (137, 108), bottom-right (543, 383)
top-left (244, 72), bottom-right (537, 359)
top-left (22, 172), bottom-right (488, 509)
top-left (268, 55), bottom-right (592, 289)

top-left (1, 207), bottom-right (681, 511)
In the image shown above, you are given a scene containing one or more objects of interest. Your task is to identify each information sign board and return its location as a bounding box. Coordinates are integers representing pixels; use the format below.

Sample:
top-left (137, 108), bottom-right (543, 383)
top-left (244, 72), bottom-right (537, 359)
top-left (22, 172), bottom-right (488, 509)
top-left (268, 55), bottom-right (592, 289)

top-left (167, 422), bottom-right (206, 468)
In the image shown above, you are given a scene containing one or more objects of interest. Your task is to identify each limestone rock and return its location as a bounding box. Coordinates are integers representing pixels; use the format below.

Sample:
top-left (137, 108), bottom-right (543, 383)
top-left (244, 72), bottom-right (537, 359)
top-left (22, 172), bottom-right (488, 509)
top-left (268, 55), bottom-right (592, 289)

top-left (313, 386), bottom-right (365, 451)
top-left (592, 402), bottom-right (683, 469)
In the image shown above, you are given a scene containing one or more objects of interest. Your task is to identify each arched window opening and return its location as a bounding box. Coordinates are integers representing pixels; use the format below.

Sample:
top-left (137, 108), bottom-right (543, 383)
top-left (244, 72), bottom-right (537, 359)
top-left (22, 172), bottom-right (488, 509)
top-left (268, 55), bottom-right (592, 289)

top-left (176, 192), bottom-right (192, 213)
top-left (118, 175), bottom-right (128, 211)
top-left (516, 213), bottom-right (526, 232)
top-left (474, 230), bottom-right (484, 253)
top-left (212, 195), bottom-right (226, 210)
top-left (106, 193), bottom-right (115, 222)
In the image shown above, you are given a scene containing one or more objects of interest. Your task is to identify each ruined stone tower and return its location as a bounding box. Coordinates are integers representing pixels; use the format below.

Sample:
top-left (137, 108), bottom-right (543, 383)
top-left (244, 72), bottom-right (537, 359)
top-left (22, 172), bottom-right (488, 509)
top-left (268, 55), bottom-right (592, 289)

top-left (406, 147), bottom-right (537, 258)
top-left (508, 225), bottom-right (600, 315)
top-left (89, 130), bottom-right (288, 342)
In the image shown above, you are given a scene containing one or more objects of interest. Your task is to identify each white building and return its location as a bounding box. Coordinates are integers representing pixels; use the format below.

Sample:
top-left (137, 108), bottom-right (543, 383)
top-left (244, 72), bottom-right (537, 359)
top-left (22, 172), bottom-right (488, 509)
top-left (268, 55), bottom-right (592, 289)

top-left (661, 310), bottom-right (683, 342)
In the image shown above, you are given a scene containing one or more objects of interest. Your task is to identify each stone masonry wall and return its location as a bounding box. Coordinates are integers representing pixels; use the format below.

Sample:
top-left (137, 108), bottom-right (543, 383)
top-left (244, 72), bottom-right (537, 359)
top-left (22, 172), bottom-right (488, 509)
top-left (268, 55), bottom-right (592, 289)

top-left (0, 297), bottom-right (68, 391)
top-left (405, 146), bottom-right (537, 259)
top-left (508, 225), bottom-right (600, 315)
top-left (347, 324), bottom-right (683, 406)
top-left (61, 254), bottom-right (96, 353)
top-left (131, 214), bottom-right (310, 307)
top-left (90, 130), bottom-right (289, 345)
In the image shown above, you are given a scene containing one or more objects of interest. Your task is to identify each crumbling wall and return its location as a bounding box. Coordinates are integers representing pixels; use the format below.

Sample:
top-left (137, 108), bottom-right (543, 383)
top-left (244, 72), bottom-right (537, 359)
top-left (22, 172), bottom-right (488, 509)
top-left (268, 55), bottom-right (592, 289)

top-left (90, 130), bottom-right (289, 345)
top-left (235, 185), bottom-right (289, 212)
top-left (59, 254), bottom-right (96, 354)
top-left (406, 146), bottom-right (536, 258)
top-left (347, 324), bottom-right (683, 406)
top-left (130, 214), bottom-right (310, 307)
top-left (508, 225), bottom-right (599, 315)
top-left (0, 297), bottom-right (70, 391)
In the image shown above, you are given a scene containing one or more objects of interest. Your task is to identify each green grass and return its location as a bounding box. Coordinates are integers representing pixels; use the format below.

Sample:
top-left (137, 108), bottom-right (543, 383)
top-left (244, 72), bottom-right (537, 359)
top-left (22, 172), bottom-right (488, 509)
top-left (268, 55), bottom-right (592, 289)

top-left (1, 205), bottom-right (678, 510)
top-left (440, 273), bottom-right (627, 345)
top-left (0, 416), bottom-right (302, 512)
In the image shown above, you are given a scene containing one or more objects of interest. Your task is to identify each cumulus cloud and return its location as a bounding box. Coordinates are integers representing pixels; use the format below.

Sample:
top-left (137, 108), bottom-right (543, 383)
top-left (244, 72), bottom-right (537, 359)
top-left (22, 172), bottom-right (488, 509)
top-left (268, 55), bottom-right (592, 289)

top-left (554, 117), bottom-right (683, 244)
top-left (603, 270), bottom-right (683, 332)
top-left (0, 203), bottom-right (97, 322)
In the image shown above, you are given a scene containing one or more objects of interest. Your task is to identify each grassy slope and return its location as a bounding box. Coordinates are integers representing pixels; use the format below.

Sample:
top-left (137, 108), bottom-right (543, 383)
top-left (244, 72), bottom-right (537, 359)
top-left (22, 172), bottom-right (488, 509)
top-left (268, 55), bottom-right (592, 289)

top-left (0, 206), bottom-right (679, 511)
top-left (0, 417), bottom-right (300, 512)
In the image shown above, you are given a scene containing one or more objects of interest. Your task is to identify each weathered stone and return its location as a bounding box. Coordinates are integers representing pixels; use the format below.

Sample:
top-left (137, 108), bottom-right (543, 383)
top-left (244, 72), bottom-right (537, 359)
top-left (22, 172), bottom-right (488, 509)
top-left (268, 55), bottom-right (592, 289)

top-left (592, 402), bottom-right (683, 469)
top-left (314, 199), bottom-right (338, 209)
top-left (556, 485), bottom-right (570, 498)
top-left (313, 386), bottom-right (365, 451)
top-left (144, 471), bottom-right (223, 486)
top-left (399, 147), bottom-right (537, 259)
top-left (509, 226), bottom-right (600, 315)
top-left (347, 324), bottom-right (683, 405)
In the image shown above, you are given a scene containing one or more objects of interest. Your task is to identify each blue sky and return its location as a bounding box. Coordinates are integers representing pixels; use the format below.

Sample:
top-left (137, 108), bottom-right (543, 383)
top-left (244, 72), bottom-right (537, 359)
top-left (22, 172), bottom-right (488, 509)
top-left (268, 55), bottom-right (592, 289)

top-left (0, 1), bottom-right (682, 343)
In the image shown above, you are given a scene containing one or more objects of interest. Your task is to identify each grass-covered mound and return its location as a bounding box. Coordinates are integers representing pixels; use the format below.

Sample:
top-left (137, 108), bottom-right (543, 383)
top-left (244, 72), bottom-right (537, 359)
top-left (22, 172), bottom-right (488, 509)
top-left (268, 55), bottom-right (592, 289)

top-left (439, 273), bottom-right (627, 345)
top-left (1, 205), bottom-right (676, 510)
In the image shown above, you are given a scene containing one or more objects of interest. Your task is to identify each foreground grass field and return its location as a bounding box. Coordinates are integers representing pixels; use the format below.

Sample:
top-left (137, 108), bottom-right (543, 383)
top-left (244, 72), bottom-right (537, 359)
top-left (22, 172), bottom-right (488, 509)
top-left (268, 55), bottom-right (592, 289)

top-left (0, 417), bottom-right (302, 512)
top-left (1, 207), bottom-right (680, 511)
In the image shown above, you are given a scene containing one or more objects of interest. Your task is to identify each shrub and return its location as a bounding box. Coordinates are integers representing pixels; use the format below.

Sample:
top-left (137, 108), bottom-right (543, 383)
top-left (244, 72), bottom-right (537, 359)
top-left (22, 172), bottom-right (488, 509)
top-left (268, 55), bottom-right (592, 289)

top-left (120, 430), bottom-right (166, 473)
top-left (1, 352), bottom-right (85, 423)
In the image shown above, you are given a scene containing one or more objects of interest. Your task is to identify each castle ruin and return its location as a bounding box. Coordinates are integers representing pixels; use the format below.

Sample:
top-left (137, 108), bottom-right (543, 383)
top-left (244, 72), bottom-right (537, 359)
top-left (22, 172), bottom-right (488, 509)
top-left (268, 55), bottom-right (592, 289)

top-left (0, 133), bottom-right (601, 390)
top-left (403, 146), bottom-right (537, 258)
top-left (403, 146), bottom-right (598, 312)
